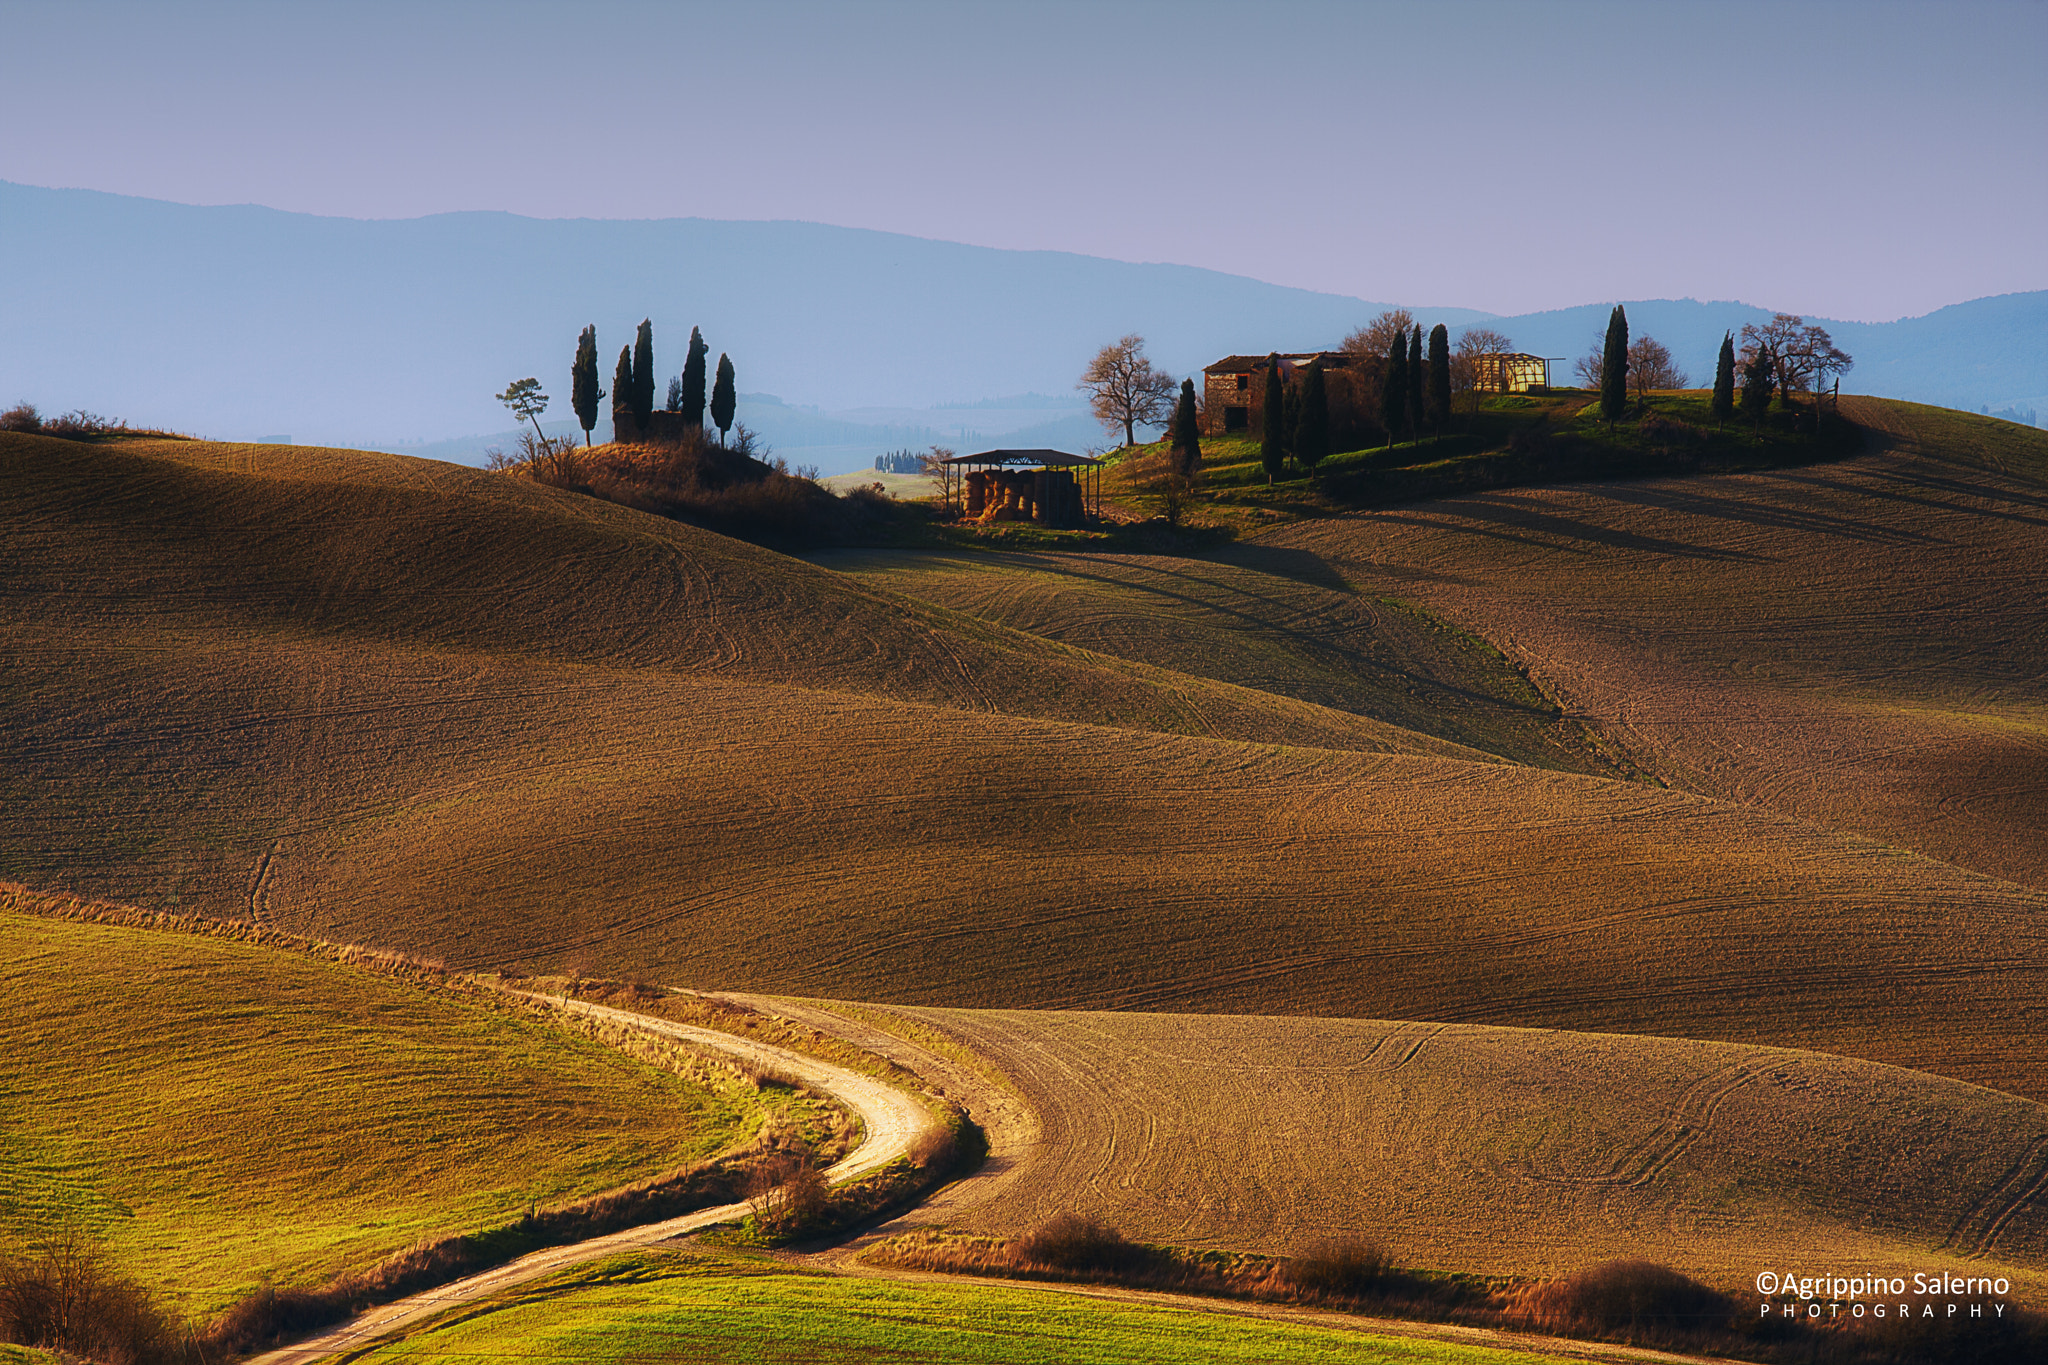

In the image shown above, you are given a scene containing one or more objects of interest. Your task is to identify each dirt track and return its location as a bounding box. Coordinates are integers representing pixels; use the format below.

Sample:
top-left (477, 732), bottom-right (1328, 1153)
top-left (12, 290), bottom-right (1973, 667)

top-left (244, 996), bottom-right (934, 1365)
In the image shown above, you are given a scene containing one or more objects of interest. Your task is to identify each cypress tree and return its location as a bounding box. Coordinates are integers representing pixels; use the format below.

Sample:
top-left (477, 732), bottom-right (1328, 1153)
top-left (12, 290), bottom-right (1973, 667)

top-left (681, 327), bottom-right (710, 427)
top-left (1260, 354), bottom-right (1287, 480)
top-left (611, 344), bottom-right (635, 441)
top-left (1381, 332), bottom-right (1408, 447)
top-left (1406, 327), bottom-right (1426, 442)
top-left (710, 353), bottom-right (737, 446)
top-left (631, 319), bottom-right (655, 428)
top-left (571, 324), bottom-right (603, 446)
top-left (1426, 323), bottom-right (1451, 439)
top-left (1294, 358), bottom-right (1329, 468)
top-left (1711, 331), bottom-right (1737, 429)
top-left (1741, 346), bottom-right (1774, 434)
top-left (1170, 377), bottom-right (1201, 477)
top-left (1600, 304), bottom-right (1629, 424)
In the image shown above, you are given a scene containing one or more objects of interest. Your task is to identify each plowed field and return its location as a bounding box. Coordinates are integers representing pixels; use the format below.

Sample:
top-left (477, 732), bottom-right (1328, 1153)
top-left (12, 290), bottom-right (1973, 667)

top-left (889, 1007), bottom-right (2048, 1299)
top-left (1258, 400), bottom-right (2048, 889)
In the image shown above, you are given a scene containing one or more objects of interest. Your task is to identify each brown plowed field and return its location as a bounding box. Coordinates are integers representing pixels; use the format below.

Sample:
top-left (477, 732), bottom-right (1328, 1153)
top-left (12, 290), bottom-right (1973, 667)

top-left (7, 427), bottom-right (2048, 1106)
top-left (889, 1007), bottom-right (2048, 1300)
top-left (1257, 399), bottom-right (2048, 888)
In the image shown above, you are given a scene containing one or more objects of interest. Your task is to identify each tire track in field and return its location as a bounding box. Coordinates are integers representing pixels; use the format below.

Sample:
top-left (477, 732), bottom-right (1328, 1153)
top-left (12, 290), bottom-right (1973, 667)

top-left (1512, 1056), bottom-right (1778, 1189)
top-left (1942, 1135), bottom-right (2048, 1259)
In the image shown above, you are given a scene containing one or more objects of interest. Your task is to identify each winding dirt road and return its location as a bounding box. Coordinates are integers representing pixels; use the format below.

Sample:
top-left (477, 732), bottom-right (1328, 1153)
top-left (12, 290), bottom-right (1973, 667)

top-left (246, 994), bottom-right (935, 1365)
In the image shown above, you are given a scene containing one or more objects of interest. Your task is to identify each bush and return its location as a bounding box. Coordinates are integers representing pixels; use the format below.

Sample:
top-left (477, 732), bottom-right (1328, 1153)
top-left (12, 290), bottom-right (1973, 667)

top-left (42, 409), bottom-right (128, 438)
top-left (1013, 1214), bottom-right (1147, 1273)
top-left (1273, 1238), bottom-right (1389, 1299)
top-left (0, 402), bottom-right (40, 433)
top-left (747, 1151), bottom-right (831, 1238)
top-left (1517, 1258), bottom-right (1729, 1338)
top-left (0, 1225), bottom-right (192, 1365)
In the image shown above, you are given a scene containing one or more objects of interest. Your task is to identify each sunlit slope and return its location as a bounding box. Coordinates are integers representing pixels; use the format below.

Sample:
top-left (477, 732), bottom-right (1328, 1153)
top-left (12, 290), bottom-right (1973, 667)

top-left (892, 1007), bottom-right (2048, 1298)
top-left (1260, 398), bottom-right (2048, 889)
top-left (0, 433), bottom-right (1473, 759)
top-left (0, 890), bottom-right (767, 1315)
top-left (810, 547), bottom-right (1610, 773)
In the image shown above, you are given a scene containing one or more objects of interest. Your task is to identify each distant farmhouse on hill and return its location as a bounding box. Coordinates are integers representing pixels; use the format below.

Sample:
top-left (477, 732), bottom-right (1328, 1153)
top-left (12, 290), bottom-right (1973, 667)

top-left (1201, 353), bottom-right (1355, 435)
top-left (1202, 347), bottom-right (1556, 439)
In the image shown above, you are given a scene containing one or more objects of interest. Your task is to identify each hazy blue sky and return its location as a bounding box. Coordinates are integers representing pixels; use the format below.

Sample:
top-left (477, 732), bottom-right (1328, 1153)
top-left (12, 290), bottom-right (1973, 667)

top-left (3, 0), bottom-right (2041, 322)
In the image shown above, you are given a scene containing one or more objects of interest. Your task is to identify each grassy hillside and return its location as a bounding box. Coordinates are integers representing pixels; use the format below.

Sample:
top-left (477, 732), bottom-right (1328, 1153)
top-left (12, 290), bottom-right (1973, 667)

top-left (346, 1251), bottom-right (1580, 1364)
top-left (887, 1007), bottom-right (2048, 1301)
top-left (1255, 397), bottom-right (2048, 889)
top-left (0, 894), bottom-right (805, 1314)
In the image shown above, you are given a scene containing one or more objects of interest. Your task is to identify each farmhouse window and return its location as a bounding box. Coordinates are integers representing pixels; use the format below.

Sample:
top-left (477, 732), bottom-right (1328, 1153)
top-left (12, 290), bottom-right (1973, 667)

top-left (1224, 406), bottom-right (1249, 431)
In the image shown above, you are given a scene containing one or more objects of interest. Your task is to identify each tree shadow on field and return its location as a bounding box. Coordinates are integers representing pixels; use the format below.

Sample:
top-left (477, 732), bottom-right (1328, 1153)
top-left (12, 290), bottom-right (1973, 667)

top-left (1209, 543), bottom-right (1358, 593)
top-left (1781, 466), bottom-right (2048, 527)
top-left (1583, 481), bottom-right (1949, 546)
top-left (1373, 498), bottom-right (1772, 563)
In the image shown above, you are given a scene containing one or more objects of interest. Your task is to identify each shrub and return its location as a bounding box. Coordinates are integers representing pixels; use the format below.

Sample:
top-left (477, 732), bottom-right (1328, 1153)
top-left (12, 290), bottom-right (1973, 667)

top-left (0, 1225), bottom-right (192, 1365)
top-left (1013, 1214), bottom-right (1145, 1273)
top-left (1516, 1258), bottom-right (1729, 1338)
top-left (1273, 1238), bottom-right (1389, 1299)
top-left (747, 1151), bottom-right (830, 1237)
top-left (42, 409), bottom-right (128, 438)
top-left (0, 402), bottom-right (40, 433)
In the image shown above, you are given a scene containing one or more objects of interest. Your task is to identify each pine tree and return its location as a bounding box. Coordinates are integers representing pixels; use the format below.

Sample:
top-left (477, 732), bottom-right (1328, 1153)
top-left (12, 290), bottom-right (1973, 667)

top-left (631, 319), bottom-right (655, 429)
top-left (681, 327), bottom-right (710, 427)
top-left (1600, 304), bottom-right (1629, 424)
top-left (571, 325), bottom-right (603, 446)
top-left (1426, 323), bottom-right (1451, 439)
top-left (1711, 331), bottom-right (1736, 429)
top-left (710, 353), bottom-right (737, 446)
top-left (1294, 357), bottom-right (1329, 468)
top-left (1381, 333), bottom-right (1408, 447)
top-left (1169, 377), bottom-right (1201, 477)
top-left (611, 344), bottom-right (635, 442)
top-left (1260, 354), bottom-right (1287, 481)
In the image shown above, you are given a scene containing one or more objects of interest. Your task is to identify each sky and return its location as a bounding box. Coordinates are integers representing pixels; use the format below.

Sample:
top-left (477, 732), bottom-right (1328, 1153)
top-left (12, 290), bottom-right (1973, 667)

top-left (2, 0), bottom-right (2043, 323)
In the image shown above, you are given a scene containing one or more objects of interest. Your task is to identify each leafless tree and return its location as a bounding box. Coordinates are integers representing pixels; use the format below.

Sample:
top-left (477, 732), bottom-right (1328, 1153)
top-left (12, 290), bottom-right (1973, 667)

top-left (1452, 326), bottom-right (1515, 395)
top-left (1078, 335), bottom-right (1176, 447)
top-left (1573, 333), bottom-right (1607, 389)
top-left (916, 444), bottom-right (955, 504)
top-left (1627, 336), bottom-right (1688, 399)
top-left (1739, 313), bottom-right (1852, 399)
top-left (1341, 308), bottom-right (1416, 361)
top-left (1133, 445), bottom-right (1197, 528)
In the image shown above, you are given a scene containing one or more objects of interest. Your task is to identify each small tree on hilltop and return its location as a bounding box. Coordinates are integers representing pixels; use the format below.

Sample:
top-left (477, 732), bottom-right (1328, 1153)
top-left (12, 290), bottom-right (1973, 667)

top-left (1341, 308), bottom-right (1415, 362)
top-left (496, 377), bottom-right (549, 445)
top-left (681, 326), bottom-right (710, 427)
top-left (1381, 330), bottom-right (1408, 448)
top-left (1711, 332), bottom-right (1737, 430)
top-left (611, 344), bottom-right (635, 442)
top-left (1627, 336), bottom-right (1687, 401)
top-left (1260, 354), bottom-right (1287, 482)
top-left (631, 319), bottom-right (656, 430)
top-left (1599, 304), bottom-right (1629, 424)
top-left (1078, 334), bottom-right (1176, 448)
top-left (1169, 377), bottom-right (1201, 477)
top-left (711, 353), bottom-right (737, 447)
top-left (1426, 324), bottom-right (1451, 439)
top-left (1293, 357), bottom-right (1329, 469)
top-left (571, 325), bottom-right (604, 446)
top-left (1453, 326), bottom-right (1514, 401)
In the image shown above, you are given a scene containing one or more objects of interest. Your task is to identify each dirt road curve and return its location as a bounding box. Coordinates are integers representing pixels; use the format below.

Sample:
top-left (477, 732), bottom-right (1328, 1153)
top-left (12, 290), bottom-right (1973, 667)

top-left (245, 994), bottom-right (935, 1365)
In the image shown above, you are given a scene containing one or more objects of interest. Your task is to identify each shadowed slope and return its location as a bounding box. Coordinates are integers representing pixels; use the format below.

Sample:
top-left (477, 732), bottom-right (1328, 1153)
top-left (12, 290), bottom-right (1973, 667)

top-left (809, 547), bottom-right (1614, 774)
top-left (890, 1007), bottom-right (2048, 1299)
top-left (1259, 399), bottom-right (2048, 888)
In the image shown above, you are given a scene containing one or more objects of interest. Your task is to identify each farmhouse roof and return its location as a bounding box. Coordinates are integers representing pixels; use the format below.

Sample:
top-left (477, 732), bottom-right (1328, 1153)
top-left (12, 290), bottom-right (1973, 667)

top-left (1204, 352), bottom-right (1354, 373)
top-left (941, 448), bottom-right (1103, 467)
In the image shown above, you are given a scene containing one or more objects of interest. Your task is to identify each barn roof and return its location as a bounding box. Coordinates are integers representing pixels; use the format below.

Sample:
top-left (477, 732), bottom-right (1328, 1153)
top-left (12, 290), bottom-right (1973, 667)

top-left (941, 448), bottom-right (1102, 467)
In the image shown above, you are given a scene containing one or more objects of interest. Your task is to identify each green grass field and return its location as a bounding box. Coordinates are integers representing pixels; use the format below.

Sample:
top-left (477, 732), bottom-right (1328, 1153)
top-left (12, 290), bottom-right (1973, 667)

top-left (0, 899), bottom-right (815, 1314)
top-left (349, 1252), bottom-right (1580, 1365)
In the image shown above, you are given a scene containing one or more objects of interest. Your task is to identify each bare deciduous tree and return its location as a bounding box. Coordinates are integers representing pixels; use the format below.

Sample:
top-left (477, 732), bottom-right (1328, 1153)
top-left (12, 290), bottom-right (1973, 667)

top-left (1078, 335), bottom-right (1176, 447)
top-left (1627, 336), bottom-right (1688, 398)
top-left (1341, 309), bottom-right (1416, 362)
top-left (1452, 326), bottom-right (1515, 395)
top-left (1739, 313), bottom-right (1852, 399)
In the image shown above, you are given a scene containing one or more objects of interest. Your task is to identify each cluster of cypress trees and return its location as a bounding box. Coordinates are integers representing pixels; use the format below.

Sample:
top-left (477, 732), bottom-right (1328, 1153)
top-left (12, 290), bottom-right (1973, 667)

top-left (567, 321), bottom-right (741, 446)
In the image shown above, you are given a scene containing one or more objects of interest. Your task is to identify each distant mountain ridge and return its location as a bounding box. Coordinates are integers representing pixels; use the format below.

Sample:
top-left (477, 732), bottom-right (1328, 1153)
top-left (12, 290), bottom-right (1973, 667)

top-left (1, 181), bottom-right (2040, 461)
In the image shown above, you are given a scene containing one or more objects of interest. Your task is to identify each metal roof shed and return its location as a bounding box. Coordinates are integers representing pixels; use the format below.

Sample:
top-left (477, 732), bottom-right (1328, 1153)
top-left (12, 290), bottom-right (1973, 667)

top-left (939, 448), bottom-right (1104, 525)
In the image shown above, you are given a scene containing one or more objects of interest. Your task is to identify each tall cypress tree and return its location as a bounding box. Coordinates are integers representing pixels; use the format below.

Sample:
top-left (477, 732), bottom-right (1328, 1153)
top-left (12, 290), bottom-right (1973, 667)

top-left (1170, 377), bottom-right (1201, 477)
top-left (1741, 346), bottom-right (1774, 434)
top-left (631, 319), bottom-right (655, 428)
top-left (1294, 358), bottom-right (1329, 468)
top-left (1600, 304), bottom-right (1629, 424)
top-left (710, 353), bottom-right (737, 446)
top-left (681, 327), bottom-right (710, 427)
top-left (1260, 354), bottom-right (1287, 480)
top-left (611, 344), bottom-right (635, 441)
top-left (1426, 323), bottom-right (1451, 439)
top-left (1711, 331), bottom-right (1737, 429)
top-left (1406, 326), bottom-right (1426, 442)
top-left (1381, 333), bottom-right (1408, 448)
top-left (571, 324), bottom-right (603, 446)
